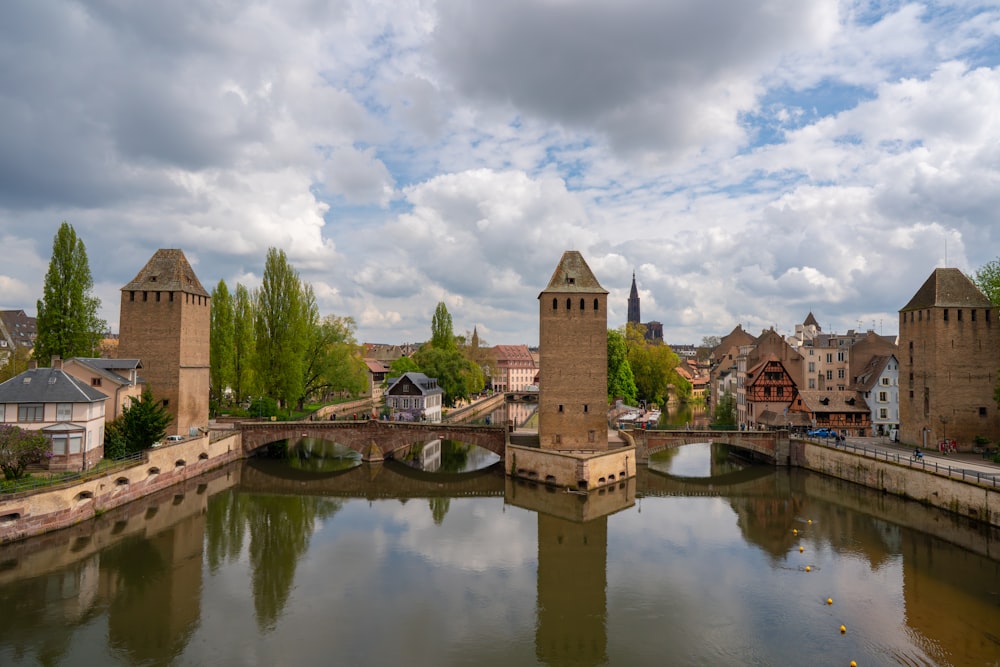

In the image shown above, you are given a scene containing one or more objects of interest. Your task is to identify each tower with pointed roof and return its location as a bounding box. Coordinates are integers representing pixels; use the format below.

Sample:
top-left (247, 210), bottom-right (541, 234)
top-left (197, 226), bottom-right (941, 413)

top-left (898, 268), bottom-right (1000, 447)
top-left (117, 249), bottom-right (210, 436)
top-left (627, 272), bottom-right (640, 326)
top-left (538, 250), bottom-right (609, 450)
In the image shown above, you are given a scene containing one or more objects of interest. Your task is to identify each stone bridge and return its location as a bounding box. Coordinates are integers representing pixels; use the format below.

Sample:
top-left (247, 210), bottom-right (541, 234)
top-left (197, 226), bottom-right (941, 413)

top-left (631, 429), bottom-right (790, 465)
top-left (237, 420), bottom-right (507, 461)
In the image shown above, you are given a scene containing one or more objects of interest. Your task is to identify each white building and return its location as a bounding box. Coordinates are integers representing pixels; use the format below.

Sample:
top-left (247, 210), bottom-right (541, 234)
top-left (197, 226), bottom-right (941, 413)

top-left (385, 372), bottom-right (444, 423)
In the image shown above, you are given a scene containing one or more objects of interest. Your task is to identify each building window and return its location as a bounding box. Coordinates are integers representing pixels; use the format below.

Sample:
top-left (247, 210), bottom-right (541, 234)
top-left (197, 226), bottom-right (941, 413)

top-left (972, 309), bottom-right (977, 322)
top-left (878, 391), bottom-right (888, 402)
top-left (156, 291), bottom-right (161, 302)
top-left (580, 298), bottom-right (585, 310)
top-left (944, 309), bottom-right (948, 321)
top-left (583, 404), bottom-right (588, 413)
top-left (162, 399), bottom-right (169, 407)
top-left (837, 369), bottom-right (845, 379)
top-left (879, 408), bottom-right (888, 419)
top-left (143, 291), bottom-right (148, 302)
top-left (981, 407), bottom-right (988, 417)
top-left (169, 292), bottom-right (174, 302)
top-left (91, 377), bottom-right (102, 387)
top-left (18, 404), bottom-right (44, 422)
top-left (558, 404), bottom-right (563, 413)
top-left (837, 351), bottom-right (845, 362)
top-left (826, 354), bottom-right (832, 363)
top-left (51, 434), bottom-right (67, 455)
top-left (809, 379), bottom-right (815, 389)
top-left (593, 298), bottom-right (599, 310)
top-left (129, 291), bottom-right (135, 302)
top-left (56, 403), bottom-right (71, 421)
top-left (0, 404), bottom-right (4, 421)
top-left (881, 377), bottom-right (890, 385)
top-left (566, 298), bottom-right (571, 309)
top-left (826, 371), bottom-right (833, 380)
top-left (808, 362), bottom-right (815, 372)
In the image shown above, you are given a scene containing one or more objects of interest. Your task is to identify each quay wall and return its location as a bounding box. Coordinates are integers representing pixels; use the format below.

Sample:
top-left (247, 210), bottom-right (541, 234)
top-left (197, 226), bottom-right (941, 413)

top-left (0, 432), bottom-right (242, 544)
top-left (800, 441), bottom-right (1000, 527)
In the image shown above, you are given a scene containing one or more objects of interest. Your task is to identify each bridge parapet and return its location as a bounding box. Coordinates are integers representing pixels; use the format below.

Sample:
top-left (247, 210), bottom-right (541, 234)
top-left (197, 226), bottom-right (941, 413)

top-left (631, 429), bottom-right (789, 465)
top-left (237, 419), bottom-right (507, 461)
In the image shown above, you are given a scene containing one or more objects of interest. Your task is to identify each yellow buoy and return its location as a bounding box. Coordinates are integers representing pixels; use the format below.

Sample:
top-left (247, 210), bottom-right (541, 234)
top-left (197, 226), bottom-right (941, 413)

top-left (793, 528), bottom-right (798, 535)
top-left (827, 597), bottom-right (833, 605)
top-left (808, 519), bottom-right (813, 524)
top-left (840, 624), bottom-right (847, 634)
top-left (805, 566), bottom-right (811, 572)
top-left (850, 661), bottom-right (857, 667)
top-left (799, 546), bottom-right (804, 553)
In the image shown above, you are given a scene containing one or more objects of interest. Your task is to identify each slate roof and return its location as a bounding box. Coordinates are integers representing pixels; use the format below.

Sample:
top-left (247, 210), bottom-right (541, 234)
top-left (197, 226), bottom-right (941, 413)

top-left (540, 250), bottom-right (608, 295)
top-left (794, 389), bottom-right (870, 414)
top-left (68, 357), bottom-right (143, 385)
top-left (121, 249), bottom-right (210, 297)
top-left (901, 267), bottom-right (992, 311)
top-left (803, 312), bottom-right (820, 328)
top-left (0, 367), bottom-right (108, 403)
top-left (0, 309), bottom-right (37, 347)
top-left (854, 354), bottom-right (894, 392)
top-left (385, 372), bottom-right (443, 396)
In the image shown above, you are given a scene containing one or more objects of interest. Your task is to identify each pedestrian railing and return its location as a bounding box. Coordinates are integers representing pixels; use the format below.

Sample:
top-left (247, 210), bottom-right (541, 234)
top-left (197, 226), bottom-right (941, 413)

top-left (808, 437), bottom-right (1000, 488)
top-left (0, 450), bottom-right (148, 495)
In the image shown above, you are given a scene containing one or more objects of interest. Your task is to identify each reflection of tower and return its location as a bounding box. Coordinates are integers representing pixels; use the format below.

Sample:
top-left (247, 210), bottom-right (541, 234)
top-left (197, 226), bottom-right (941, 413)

top-left (535, 514), bottom-right (608, 667)
top-left (538, 251), bottom-right (609, 451)
top-left (118, 249), bottom-right (211, 436)
top-left (627, 272), bottom-right (640, 326)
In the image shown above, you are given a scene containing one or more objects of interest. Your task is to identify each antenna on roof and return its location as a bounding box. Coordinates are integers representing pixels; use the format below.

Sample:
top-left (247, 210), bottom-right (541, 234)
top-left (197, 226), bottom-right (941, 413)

top-left (945, 238), bottom-right (948, 266)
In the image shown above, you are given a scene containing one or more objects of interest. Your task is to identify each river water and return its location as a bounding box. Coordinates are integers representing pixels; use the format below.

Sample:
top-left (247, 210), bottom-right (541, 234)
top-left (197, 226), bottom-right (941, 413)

top-left (2, 438), bottom-right (1000, 666)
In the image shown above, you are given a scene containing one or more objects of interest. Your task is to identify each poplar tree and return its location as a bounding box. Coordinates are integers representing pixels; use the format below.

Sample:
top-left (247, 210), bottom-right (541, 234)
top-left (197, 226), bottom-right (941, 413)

top-left (254, 248), bottom-right (308, 409)
top-left (232, 283), bottom-right (255, 405)
top-left (34, 222), bottom-right (106, 364)
top-left (210, 279), bottom-right (235, 405)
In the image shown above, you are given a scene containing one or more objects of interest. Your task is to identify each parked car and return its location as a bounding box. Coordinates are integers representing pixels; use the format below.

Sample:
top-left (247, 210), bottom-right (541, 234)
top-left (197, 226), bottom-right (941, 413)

top-left (807, 428), bottom-right (836, 438)
top-left (165, 435), bottom-right (185, 442)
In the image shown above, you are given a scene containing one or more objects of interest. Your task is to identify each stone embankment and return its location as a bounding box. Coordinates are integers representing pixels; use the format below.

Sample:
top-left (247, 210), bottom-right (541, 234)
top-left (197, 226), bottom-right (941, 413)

top-left (0, 432), bottom-right (241, 544)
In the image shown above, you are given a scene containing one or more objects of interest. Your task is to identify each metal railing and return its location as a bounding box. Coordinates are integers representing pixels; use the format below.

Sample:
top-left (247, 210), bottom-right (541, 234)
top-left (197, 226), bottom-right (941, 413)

top-left (808, 437), bottom-right (1000, 488)
top-left (0, 450), bottom-right (147, 495)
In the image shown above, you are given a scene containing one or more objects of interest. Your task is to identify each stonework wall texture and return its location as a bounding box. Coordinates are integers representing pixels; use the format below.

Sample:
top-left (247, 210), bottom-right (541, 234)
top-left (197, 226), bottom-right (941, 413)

top-left (899, 306), bottom-right (1000, 447)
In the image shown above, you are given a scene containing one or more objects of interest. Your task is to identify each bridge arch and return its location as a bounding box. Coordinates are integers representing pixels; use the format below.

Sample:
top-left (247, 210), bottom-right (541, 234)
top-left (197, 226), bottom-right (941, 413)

top-left (238, 420), bottom-right (507, 461)
top-left (635, 429), bottom-right (789, 465)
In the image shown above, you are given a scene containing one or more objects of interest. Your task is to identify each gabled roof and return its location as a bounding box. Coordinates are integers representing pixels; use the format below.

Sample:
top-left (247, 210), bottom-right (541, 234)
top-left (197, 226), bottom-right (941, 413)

top-left (121, 249), bottom-right (209, 297)
top-left (854, 354), bottom-right (895, 391)
top-left (0, 367), bottom-right (108, 403)
top-left (803, 312), bottom-right (820, 328)
top-left (793, 389), bottom-right (870, 414)
top-left (901, 267), bottom-right (992, 311)
top-left (386, 372), bottom-right (443, 395)
top-left (363, 359), bottom-right (389, 373)
top-left (540, 251), bottom-right (608, 295)
top-left (745, 354), bottom-right (794, 386)
top-left (67, 357), bottom-right (143, 386)
top-left (493, 344), bottom-right (534, 362)
top-left (0, 309), bottom-right (37, 347)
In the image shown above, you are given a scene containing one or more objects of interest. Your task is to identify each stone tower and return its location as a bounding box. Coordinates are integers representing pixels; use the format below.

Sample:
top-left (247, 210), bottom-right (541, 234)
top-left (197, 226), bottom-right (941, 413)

top-left (117, 249), bottom-right (210, 436)
top-left (538, 251), bottom-right (608, 451)
top-left (627, 271), bottom-right (640, 326)
top-left (898, 268), bottom-right (1000, 447)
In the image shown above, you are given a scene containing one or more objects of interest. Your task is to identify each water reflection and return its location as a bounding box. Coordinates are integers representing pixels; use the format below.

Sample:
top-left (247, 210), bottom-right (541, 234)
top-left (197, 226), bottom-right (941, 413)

top-left (3, 447), bottom-right (1000, 665)
top-left (398, 438), bottom-right (501, 473)
top-left (283, 437), bottom-right (362, 473)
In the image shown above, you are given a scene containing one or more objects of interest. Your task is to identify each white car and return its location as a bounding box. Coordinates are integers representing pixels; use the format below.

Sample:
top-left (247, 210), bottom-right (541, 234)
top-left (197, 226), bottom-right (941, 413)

top-left (165, 435), bottom-right (185, 443)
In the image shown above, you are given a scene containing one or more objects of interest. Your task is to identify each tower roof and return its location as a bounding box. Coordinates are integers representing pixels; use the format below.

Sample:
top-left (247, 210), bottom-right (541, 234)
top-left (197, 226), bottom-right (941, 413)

top-left (540, 251), bottom-right (607, 295)
top-left (121, 249), bottom-right (209, 297)
top-left (629, 272), bottom-right (639, 298)
top-left (900, 267), bottom-right (991, 311)
top-left (803, 311), bottom-right (819, 327)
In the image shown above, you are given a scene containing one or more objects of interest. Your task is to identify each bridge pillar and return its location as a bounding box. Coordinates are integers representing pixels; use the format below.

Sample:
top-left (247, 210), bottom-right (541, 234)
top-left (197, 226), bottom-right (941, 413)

top-left (363, 441), bottom-right (385, 463)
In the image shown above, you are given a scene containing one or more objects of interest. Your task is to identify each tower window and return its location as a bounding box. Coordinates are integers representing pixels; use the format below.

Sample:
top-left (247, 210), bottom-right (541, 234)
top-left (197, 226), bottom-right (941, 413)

top-left (972, 309), bottom-right (976, 321)
top-left (169, 292), bottom-right (174, 302)
top-left (129, 291), bottom-right (135, 302)
top-left (143, 291), bottom-right (148, 302)
top-left (552, 298), bottom-right (557, 310)
top-left (943, 309), bottom-right (948, 321)
top-left (958, 309), bottom-right (963, 321)
top-left (980, 407), bottom-right (987, 417)
top-left (580, 298), bottom-right (585, 310)
top-left (583, 404), bottom-right (588, 413)
top-left (566, 298), bottom-right (571, 309)
top-left (593, 298), bottom-right (598, 310)
top-left (558, 404), bottom-right (563, 413)
top-left (156, 292), bottom-right (161, 302)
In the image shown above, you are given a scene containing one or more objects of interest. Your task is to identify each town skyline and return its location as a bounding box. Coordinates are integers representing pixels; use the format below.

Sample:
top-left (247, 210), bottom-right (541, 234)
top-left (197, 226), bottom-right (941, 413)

top-left (1, 3), bottom-right (998, 345)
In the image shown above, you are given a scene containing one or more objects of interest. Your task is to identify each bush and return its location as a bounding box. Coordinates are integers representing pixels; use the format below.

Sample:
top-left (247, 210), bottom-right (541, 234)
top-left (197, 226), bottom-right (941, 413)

top-left (974, 435), bottom-right (991, 446)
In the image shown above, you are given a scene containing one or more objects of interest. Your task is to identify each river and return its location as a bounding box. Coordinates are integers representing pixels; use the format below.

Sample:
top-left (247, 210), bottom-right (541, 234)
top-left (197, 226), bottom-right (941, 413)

top-left (1, 439), bottom-right (999, 666)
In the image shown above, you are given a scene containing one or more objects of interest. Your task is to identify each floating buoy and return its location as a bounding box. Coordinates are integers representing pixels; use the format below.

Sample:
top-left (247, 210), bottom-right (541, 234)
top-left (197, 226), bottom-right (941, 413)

top-left (808, 519), bottom-right (813, 525)
top-left (805, 566), bottom-right (811, 572)
top-left (793, 528), bottom-right (798, 535)
top-left (827, 597), bottom-right (833, 605)
top-left (840, 624), bottom-right (847, 634)
top-left (799, 546), bottom-right (804, 553)
top-left (850, 661), bottom-right (857, 667)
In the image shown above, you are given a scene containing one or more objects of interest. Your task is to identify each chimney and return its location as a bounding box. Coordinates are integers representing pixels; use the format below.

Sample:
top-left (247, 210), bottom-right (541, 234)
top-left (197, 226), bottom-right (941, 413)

top-left (51, 355), bottom-right (62, 370)
top-left (28, 360), bottom-right (37, 370)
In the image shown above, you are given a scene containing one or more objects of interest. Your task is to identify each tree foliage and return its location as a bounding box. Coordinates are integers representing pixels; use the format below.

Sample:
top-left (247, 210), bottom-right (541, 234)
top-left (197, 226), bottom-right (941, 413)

top-left (0, 346), bottom-right (32, 384)
top-left (0, 425), bottom-right (50, 480)
top-left (254, 248), bottom-right (309, 409)
top-left (389, 356), bottom-right (420, 376)
top-left (712, 390), bottom-right (737, 427)
top-left (972, 257), bottom-right (1000, 304)
top-left (232, 282), bottom-right (256, 405)
top-left (431, 302), bottom-right (457, 351)
top-left (300, 315), bottom-right (368, 408)
top-left (607, 329), bottom-right (637, 404)
top-left (34, 222), bottom-right (106, 364)
top-left (411, 302), bottom-right (484, 406)
top-left (624, 324), bottom-right (686, 407)
top-left (210, 279), bottom-right (235, 405)
top-left (105, 387), bottom-right (173, 457)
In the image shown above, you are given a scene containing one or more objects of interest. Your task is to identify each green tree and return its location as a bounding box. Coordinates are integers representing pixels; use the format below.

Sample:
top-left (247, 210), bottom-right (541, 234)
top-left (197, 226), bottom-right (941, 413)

top-left (210, 280), bottom-right (235, 406)
top-left (388, 355), bottom-right (420, 376)
top-left (625, 324), bottom-right (683, 407)
top-left (34, 222), bottom-right (106, 364)
top-left (106, 387), bottom-right (173, 456)
top-left (300, 314), bottom-right (369, 408)
top-left (972, 257), bottom-right (1000, 304)
top-left (254, 248), bottom-right (309, 409)
top-left (713, 390), bottom-right (737, 427)
top-left (414, 345), bottom-right (485, 406)
top-left (607, 329), bottom-right (637, 404)
top-left (232, 283), bottom-right (255, 405)
top-left (0, 424), bottom-right (51, 480)
top-left (0, 346), bottom-right (32, 383)
top-left (431, 302), bottom-right (457, 350)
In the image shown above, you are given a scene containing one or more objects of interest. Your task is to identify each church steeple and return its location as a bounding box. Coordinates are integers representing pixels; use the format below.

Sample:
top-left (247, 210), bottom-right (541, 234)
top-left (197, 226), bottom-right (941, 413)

top-left (627, 271), bottom-right (640, 325)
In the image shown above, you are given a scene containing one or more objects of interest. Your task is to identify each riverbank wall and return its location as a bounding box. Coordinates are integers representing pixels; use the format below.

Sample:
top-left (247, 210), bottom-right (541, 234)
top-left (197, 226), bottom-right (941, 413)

top-left (798, 441), bottom-right (1000, 527)
top-left (0, 431), bottom-right (242, 544)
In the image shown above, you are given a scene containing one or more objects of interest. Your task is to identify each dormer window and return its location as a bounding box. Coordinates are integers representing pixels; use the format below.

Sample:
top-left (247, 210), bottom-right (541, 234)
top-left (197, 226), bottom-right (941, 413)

top-left (566, 277), bottom-right (575, 285)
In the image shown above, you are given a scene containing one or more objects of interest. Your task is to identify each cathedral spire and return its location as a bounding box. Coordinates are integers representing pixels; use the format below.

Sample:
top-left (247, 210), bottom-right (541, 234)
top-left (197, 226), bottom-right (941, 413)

top-left (627, 271), bottom-right (640, 325)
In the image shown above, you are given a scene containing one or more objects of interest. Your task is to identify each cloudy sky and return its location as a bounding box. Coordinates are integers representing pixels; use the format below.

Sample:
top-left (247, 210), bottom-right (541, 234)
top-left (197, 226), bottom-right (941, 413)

top-left (2, 1), bottom-right (998, 347)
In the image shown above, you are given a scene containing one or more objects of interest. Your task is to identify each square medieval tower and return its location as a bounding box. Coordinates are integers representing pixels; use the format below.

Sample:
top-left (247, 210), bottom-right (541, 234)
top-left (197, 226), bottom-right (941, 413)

top-left (117, 249), bottom-right (211, 436)
top-left (538, 251), bottom-right (609, 451)
top-left (898, 268), bottom-right (1000, 447)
